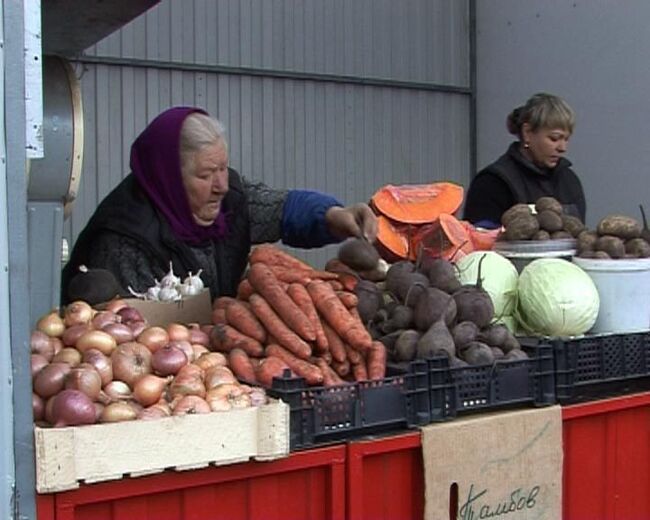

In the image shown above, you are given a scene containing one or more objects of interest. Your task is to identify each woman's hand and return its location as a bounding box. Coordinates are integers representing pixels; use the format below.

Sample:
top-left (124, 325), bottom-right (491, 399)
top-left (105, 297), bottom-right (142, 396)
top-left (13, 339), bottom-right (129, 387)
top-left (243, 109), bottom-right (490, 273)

top-left (325, 203), bottom-right (378, 243)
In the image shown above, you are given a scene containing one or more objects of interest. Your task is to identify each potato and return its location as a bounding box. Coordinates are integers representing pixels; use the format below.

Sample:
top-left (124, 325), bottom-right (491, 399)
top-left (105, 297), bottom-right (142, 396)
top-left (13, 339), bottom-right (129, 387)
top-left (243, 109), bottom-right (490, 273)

top-left (595, 235), bottom-right (625, 258)
top-left (535, 196), bottom-right (563, 215)
top-left (504, 215), bottom-right (540, 241)
top-left (561, 214), bottom-right (586, 237)
top-left (536, 210), bottom-right (563, 232)
top-left (551, 230), bottom-right (573, 240)
top-left (501, 204), bottom-right (532, 227)
top-left (593, 250), bottom-right (611, 259)
top-left (597, 215), bottom-right (642, 239)
top-left (577, 230), bottom-right (598, 253)
top-left (532, 230), bottom-right (551, 241)
top-left (625, 238), bottom-right (650, 258)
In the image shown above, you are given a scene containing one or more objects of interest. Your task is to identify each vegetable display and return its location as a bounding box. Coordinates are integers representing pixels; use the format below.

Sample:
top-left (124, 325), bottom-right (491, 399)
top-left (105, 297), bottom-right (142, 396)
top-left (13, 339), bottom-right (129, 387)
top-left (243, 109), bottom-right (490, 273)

top-left (31, 301), bottom-right (268, 428)
top-left (210, 244), bottom-right (389, 386)
top-left (576, 210), bottom-right (650, 259)
top-left (500, 196), bottom-right (585, 241)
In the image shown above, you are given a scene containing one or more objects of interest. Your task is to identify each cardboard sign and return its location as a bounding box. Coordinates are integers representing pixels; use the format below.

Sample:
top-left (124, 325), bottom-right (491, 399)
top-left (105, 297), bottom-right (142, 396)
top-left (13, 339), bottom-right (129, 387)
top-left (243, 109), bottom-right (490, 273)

top-left (421, 406), bottom-right (562, 520)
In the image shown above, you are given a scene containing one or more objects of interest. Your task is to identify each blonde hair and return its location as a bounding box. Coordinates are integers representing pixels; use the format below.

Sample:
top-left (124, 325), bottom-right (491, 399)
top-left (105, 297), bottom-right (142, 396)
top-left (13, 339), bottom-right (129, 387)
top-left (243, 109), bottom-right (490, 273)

top-left (506, 93), bottom-right (575, 137)
top-left (179, 113), bottom-right (228, 175)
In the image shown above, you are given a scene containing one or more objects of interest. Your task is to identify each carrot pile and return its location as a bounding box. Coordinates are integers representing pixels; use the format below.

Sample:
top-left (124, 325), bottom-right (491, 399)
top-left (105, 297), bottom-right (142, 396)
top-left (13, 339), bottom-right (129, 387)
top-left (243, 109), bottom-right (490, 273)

top-left (211, 244), bottom-right (387, 388)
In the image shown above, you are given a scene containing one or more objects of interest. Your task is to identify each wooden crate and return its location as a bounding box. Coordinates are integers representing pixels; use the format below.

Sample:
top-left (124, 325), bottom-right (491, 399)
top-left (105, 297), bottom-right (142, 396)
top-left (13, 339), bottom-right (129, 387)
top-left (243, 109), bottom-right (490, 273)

top-left (35, 400), bottom-right (289, 493)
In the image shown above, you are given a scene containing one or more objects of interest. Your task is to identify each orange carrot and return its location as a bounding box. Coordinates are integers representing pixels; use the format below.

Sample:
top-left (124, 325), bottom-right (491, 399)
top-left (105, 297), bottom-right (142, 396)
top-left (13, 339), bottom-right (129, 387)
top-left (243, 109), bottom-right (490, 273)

top-left (287, 283), bottom-right (329, 353)
top-left (327, 280), bottom-right (344, 291)
top-left (209, 324), bottom-right (264, 357)
top-left (307, 281), bottom-right (372, 352)
top-left (336, 291), bottom-right (359, 309)
top-left (249, 244), bottom-right (314, 272)
top-left (212, 308), bottom-right (227, 325)
top-left (212, 296), bottom-right (238, 311)
top-left (228, 348), bottom-right (257, 383)
top-left (344, 342), bottom-right (364, 366)
top-left (321, 321), bottom-right (347, 364)
top-left (367, 341), bottom-right (387, 380)
top-left (315, 351), bottom-right (333, 365)
top-left (248, 263), bottom-right (316, 342)
top-left (337, 273), bottom-right (359, 292)
top-left (267, 265), bottom-right (340, 284)
top-left (225, 300), bottom-right (267, 344)
top-left (332, 358), bottom-right (351, 378)
top-left (255, 356), bottom-right (291, 388)
top-left (265, 344), bottom-right (324, 386)
top-left (248, 294), bottom-right (312, 359)
top-left (352, 362), bottom-right (369, 381)
top-left (237, 279), bottom-right (254, 300)
top-left (315, 358), bottom-right (345, 387)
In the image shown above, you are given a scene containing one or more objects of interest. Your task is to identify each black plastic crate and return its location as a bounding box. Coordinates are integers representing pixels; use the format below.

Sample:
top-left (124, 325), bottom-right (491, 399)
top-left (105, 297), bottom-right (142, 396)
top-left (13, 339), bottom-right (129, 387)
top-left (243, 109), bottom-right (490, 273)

top-left (537, 331), bottom-right (650, 403)
top-left (424, 342), bottom-right (556, 420)
top-left (267, 363), bottom-right (435, 450)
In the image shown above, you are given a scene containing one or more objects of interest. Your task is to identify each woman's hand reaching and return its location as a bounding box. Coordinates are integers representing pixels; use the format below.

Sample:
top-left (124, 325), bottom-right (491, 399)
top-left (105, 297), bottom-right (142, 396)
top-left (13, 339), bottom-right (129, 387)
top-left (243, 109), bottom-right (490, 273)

top-left (325, 203), bottom-right (378, 243)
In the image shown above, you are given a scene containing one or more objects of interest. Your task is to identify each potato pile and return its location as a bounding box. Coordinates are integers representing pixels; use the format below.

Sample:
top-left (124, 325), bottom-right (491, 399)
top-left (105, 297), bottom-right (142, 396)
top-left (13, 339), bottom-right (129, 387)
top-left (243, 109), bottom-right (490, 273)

top-left (576, 214), bottom-right (650, 259)
top-left (501, 197), bottom-right (585, 241)
top-left (355, 255), bottom-right (528, 367)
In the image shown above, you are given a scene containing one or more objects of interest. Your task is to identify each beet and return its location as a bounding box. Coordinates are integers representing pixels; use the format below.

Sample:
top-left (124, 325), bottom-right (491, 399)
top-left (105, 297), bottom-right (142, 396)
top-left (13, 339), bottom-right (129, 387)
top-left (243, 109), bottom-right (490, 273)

top-left (386, 304), bottom-right (414, 331)
top-left (462, 341), bottom-right (495, 365)
top-left (477, 324), bottom-right (510, 349)
top-left (394, 329), bottom-right (420, 362)
top-left (377, 329), bottom-right (405, 352)
top-left (423, 258), bottom-right (461, 294)
top-left (338, 238), bottom-right (380, 271)
top-left (452, 254), bottom-right (494, 329)
top-left (449, 356), bottom-right (469, 368)
top-left (354, 280), bottom-right (383, 323)
top-left (451, 321), bottom-right (479, 352)
top-left (504, 348), bottom-right (528, 360)
top-left (414, 287), bottom-right (457, 331)
top-left (490, 347), bottom-right (505, 360)
top-left (416, 320), bottom-right (455, 359)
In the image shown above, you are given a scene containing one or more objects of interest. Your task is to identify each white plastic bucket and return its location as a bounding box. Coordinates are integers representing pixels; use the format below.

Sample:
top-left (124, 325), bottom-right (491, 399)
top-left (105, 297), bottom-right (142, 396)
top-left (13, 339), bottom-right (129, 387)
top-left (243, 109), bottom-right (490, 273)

top-left (572, 256), bottom-right (650, 334)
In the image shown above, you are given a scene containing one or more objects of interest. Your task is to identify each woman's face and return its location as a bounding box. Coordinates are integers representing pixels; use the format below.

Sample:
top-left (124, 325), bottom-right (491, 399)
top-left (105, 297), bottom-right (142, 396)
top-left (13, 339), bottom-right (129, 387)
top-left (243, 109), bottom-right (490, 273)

top-left (182, 140), bottom-right (229, 226)
top-left (522, 124), bottom-right (571, 169)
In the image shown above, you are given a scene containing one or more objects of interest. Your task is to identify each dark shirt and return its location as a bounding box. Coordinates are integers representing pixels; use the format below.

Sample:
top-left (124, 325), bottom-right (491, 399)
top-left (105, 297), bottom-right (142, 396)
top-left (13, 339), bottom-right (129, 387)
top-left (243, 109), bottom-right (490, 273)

top-left (463, 142), bottom-right (586, 226)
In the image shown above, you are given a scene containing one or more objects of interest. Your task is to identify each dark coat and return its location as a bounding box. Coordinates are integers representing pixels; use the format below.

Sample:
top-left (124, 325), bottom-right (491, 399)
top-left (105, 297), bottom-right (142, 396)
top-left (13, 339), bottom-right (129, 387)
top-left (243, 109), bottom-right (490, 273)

top-left (463, 142), bottom-right (586, 226)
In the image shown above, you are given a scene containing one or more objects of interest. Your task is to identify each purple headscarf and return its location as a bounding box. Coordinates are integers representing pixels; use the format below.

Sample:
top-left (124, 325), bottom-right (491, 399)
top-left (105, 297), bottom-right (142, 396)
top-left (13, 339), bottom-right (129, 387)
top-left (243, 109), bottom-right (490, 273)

top-left (130, 106), bottom-right (228, 245)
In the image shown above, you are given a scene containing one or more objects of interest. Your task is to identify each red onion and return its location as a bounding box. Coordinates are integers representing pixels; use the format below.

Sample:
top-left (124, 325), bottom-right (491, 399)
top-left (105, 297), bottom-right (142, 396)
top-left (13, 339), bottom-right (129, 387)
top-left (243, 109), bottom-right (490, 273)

top-left (151, 345), bottom-right (188, 376)
top-left (30, 331), bottom-right (55, 361)
top-left (128, 320), bottom-right (147, 338)
top-left (62, 323), bottom-right (91, 347)
top-left (188, 328), bottom-right (210, 347)
top-left (33, 393), bottom-right (45, 421)
top-left (169, 340), bottom-right (194, 363)
top-left (91, 310), bottom-right (119, 330)
top-left (102, 323), bottom-right (134, 344)
top-left (117, 306), bottom-right (144, 323)
top-left (64, 364), bottom-right (102, 401)
top-left (82, 348), bottom-right (113, 386)
top-left (33, 362), bottom-right (71, 399)
top-left (105, 299), bottom-right (128, 314)
top-left (31, 354), bottom-right (49, 378)
top-left (51, 389), bottom-right (96, 427)
top-left (137, 326), bottom-right (169, 353)
top-left (102, 381), bottom-right (132, 401)
top-left (166, 323), bottom-right (190, 342)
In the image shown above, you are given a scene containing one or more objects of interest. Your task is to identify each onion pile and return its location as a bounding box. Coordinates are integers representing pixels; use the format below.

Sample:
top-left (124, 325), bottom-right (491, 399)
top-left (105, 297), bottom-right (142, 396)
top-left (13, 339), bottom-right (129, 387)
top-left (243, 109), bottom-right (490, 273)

top-left (30, 300), bottom-right (268, 428)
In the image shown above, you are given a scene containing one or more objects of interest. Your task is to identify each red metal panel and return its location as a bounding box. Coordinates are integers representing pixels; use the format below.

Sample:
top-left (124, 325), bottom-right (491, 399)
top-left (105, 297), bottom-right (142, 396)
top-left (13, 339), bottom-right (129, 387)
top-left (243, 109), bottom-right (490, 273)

top-left (562, 392), bottom-right (650, 520)
top-left (37, 493), bottom-right (55, 520)
top-left (347, 432), bottom-right (424, 520)
top-left (47, 445), bottom-right (346, 520)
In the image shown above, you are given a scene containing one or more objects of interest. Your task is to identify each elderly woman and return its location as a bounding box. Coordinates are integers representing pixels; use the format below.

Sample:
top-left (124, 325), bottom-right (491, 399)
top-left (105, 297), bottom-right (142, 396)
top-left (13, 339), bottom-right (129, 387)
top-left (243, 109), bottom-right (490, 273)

top-left (62, 106), bottom-right (377, 303)
top-left (463, 92), bottom-right (586, 227)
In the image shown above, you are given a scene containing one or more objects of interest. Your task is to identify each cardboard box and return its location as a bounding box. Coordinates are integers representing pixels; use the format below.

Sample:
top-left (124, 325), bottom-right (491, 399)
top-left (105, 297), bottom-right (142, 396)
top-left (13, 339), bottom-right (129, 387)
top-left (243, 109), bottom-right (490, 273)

top-left (421, 406), bottom-right (562, 520)
top-left (110, 289), bottom-right (213, 327)
top-left (35, 399), bottom-right (289, 493)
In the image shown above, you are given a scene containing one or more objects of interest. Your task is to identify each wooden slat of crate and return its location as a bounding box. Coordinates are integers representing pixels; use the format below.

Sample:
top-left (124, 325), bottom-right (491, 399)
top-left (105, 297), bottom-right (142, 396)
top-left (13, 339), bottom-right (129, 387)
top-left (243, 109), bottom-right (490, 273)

top-left (35, 400), bottom-right (289, 493)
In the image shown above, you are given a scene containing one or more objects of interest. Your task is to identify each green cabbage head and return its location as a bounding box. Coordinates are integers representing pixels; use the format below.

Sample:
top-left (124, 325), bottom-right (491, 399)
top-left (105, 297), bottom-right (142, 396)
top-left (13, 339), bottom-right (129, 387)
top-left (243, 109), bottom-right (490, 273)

top-left (517, 258), bottom-right (599, 336)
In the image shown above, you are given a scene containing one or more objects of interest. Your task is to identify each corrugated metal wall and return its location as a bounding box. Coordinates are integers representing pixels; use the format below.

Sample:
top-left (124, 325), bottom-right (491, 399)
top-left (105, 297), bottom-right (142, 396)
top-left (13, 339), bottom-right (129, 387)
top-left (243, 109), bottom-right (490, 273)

top-left (66, 0), bottom-right (472, 268)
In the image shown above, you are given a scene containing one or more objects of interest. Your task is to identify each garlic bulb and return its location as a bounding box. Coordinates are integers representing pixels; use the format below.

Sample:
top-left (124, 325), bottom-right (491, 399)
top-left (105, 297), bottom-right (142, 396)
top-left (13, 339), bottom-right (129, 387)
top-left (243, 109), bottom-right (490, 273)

top-left (180, 270), bottom-right (204, 296)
